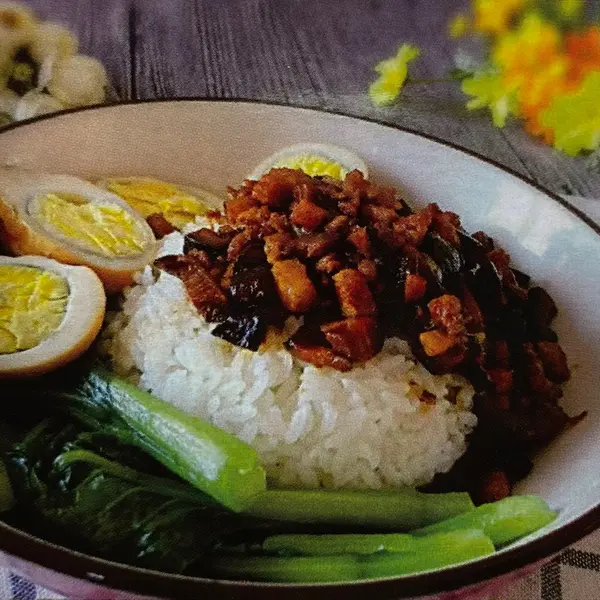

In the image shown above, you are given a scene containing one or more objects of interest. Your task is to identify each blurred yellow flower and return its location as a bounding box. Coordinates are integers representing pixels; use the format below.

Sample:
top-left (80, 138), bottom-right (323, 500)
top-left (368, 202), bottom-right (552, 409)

top-left (462, 70), bottom-right (519, 127)
top-left (369, 44), bottom-right (420, 106)
top-left (449, 13), bottom-right (470, 39)
top-left (523, 59), bottom-right (568, 108)
top-left (519, 59), bottom-right (569, 140)
top-left (368, 0), bottom-right (600, 156)
top-left (493, 13), bottom-right (563, 86)
top-left (540, 71), bottom-right (600, 155)
top-left (473, 0), bottom-right (525, 35)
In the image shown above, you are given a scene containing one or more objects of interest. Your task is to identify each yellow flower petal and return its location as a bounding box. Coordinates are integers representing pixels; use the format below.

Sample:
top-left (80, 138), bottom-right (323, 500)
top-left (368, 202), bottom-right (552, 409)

top-left (474, 0), bottom-right (525, 35)
top-left (369, 44), bottom-right (420, 106)
top-left (492, 12), bottom-right (562, 75)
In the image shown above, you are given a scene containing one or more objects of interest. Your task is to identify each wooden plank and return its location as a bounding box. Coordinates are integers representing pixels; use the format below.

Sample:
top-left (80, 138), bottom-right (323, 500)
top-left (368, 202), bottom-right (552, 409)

top-left (499, 125), bottom-right (600, 198)
top-left (130, 0), bottom-right (527, 169)
top-left (20, 0), bottom-right (133, 100)
top-left (19, 0), bottom-right (600, 198)
top-left (131, 0), bottom-right (327, 101)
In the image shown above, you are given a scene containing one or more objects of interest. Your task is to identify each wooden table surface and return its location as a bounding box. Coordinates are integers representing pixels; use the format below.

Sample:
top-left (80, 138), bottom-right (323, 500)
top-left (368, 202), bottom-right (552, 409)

top-left (21, 0), bottom-right (600, 198)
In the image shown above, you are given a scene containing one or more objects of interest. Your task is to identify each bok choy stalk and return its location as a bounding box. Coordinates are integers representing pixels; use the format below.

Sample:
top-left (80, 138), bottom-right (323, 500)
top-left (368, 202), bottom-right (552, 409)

top-left (37, 366), bottom-right (267, 511)
top-left (262, 529), bottom-right (479, 556)
top-left (246, 489), bottom-right (475, 530)
top-left (6, 418), bottom-right (260, 573)
top-left (412, 495), bottom-right (556, 547)
top-left (210, 529), bottom-right (495, 582)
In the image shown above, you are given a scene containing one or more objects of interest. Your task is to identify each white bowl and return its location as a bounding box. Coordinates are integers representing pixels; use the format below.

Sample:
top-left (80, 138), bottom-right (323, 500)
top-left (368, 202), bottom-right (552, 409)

top-left (0, 100), bottom-right (599, 600)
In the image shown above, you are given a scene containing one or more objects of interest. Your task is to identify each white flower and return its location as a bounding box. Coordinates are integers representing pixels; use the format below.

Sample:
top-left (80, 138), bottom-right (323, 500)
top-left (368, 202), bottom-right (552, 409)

top-left (0, 2), bottom-right (36, 88)
top-left (47, 54), bottom-right (107, 107)
top-left (30, 21), bottom-right (78, 89)
top-left (0, 88), bottom-right (18, 115)
top-left (0, 3), bottom-right (36, 64)
top-left (13, 89), bottom-right (64, 120)
top-left (30, 21), bottom-right (78, 63)
top-left (0, 5), bottom-right (110, 124)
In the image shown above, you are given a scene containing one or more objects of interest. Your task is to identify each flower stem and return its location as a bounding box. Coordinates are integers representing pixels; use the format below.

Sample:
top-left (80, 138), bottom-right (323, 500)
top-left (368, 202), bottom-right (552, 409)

top-left (406, 77), bottom-right (454, 85)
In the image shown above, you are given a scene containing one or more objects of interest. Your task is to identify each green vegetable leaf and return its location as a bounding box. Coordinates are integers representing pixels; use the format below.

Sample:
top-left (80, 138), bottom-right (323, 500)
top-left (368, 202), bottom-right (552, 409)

top-left (5, 419), bottom-right (256, 573)
top-left (34, 366), bottom-right (267, 511)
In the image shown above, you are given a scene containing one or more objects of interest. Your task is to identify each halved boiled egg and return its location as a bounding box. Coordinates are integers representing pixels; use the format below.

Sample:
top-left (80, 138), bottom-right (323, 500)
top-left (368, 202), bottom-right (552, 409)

top-left (248, 143), bottom-right (368, 181)
top-left (0, 255), bottom-right (105, 378)
top-left (0, 169), bottom-right (156, 292)
top-left (96, 176), bottom-right (223, 229)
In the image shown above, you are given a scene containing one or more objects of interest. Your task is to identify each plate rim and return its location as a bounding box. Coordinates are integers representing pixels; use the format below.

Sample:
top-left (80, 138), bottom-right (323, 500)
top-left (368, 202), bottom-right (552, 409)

top-left (1, 97), bottom-right (599, 599)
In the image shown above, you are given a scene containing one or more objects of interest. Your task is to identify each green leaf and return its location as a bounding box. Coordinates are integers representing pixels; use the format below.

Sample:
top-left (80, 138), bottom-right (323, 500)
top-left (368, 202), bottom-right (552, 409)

top-left (540, 71), bottom-right (600, 156)
top-left (461, 70), bottom-right (519, 128)
top-left (5, 419), bottom-right (257, 573)
top-left (450, 68), bottom-right (473, 81)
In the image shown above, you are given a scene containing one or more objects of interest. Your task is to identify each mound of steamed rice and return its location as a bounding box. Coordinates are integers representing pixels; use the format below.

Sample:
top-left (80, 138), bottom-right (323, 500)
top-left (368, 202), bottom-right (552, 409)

top-left (101, 231), bottom-right (478, 490)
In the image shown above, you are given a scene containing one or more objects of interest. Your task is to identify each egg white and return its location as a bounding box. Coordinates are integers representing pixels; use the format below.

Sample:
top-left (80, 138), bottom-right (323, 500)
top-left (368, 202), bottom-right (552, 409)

top-left (0, 255), bottom-right (106, 378)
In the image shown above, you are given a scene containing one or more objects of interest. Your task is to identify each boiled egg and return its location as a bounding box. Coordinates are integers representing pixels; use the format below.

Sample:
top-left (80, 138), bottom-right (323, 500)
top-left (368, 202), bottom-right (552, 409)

top-left (0, 169), bottom-right (156, 292)
top-left (0, 255), bottom-right (105, 378)
top-left (96, 176), bottom-right (222, 229)
top-left (248, 143), bottom-right (368, 181)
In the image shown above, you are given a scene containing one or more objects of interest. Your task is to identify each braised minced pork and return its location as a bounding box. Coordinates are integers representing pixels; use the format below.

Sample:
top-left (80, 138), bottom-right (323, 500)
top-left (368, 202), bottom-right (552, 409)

top-left (156, 167), bottom-right (582, 502)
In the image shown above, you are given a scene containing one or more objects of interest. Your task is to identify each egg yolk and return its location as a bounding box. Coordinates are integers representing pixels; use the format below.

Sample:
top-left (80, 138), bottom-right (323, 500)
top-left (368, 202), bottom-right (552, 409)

top-left (33, 192), bottom-right (148, 257)
top-left (0, 265), bottom-right (69, 354)
top-left (273, 154), bottom-right (348, 180)
top-left (105, 180), bottom-right (209, 229)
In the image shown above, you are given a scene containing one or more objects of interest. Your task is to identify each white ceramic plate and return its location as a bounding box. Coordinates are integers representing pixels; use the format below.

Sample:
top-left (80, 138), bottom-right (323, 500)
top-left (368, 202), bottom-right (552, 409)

top-left (0, 100), bottom-right (599, 600)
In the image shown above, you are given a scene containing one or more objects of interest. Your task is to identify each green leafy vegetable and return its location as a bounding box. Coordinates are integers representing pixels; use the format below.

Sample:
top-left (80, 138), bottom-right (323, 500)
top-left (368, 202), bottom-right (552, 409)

top-left (3, 365), bottom-right (558, 580)
top-left (413, 495), bottom-right (556, 546)
top-left (246, 488), bottom-right (475, 530)
top-left (6, 418), bottom-right (257, 573)
top-left (39, 366), bottom-right (267, 511)
top-left (211, 529), bottom-right (494, 582)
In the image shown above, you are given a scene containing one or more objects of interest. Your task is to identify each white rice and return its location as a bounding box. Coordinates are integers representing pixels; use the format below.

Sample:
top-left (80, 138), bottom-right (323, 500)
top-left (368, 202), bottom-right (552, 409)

top-left (101, 231), bottom-right (477, 490)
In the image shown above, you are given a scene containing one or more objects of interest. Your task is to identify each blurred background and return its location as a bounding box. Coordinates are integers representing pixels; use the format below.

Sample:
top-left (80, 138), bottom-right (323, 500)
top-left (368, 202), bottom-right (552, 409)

top-left (2, 0), bottom-right (600, 197)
